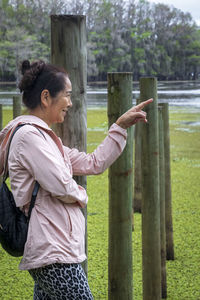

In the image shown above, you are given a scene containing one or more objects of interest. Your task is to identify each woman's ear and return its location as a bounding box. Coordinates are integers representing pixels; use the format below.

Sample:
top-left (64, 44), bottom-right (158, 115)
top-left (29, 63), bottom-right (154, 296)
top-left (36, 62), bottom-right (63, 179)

top-left (41, 89), bottom-right (51, 108)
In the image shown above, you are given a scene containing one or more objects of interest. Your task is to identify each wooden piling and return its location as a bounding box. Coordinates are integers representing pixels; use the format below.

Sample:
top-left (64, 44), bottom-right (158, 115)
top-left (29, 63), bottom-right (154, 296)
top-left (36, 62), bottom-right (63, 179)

top-left (0, 104), bottom-right (2, 131)
top-left (133, 99), bottom-right (142, 213)
top-left (140, 77), bottom-right (161, 300)
top-left (159, 103), bottom-right (174, 260)
top-left (108, 72), bottom-right (134, 300)
top-left (13, 95), bottom-right (22, 118)
top-left (0, 104), bottom-right (2, 184)
top-left (158, 106), bottom-right (167, 299)
top-left (51, 15), bottom-right (88, 274)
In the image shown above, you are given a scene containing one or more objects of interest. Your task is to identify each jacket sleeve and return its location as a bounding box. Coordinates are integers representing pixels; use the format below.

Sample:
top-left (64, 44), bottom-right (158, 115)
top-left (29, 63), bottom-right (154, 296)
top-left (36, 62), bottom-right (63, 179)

top-left (65, 123), bottom-right (127, 176)
top-left (15, 127), bottom-right (87, 208)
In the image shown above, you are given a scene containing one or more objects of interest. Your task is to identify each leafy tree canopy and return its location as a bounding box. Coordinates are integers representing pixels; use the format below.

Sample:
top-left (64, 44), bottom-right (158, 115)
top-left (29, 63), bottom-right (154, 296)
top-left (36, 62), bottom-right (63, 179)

top-left (0, 0), bottom-right (199, 81)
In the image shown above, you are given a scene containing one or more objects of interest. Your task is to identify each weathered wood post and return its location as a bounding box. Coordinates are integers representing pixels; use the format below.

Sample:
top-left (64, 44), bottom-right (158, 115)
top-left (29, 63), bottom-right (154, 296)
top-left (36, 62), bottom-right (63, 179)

top-left (51, 15), bottom-right (88, 274)
top-left (158, 105), bottom-right (167, 299)
top-left (108, 72), bottom-right (134, 300)
top-left (0, 104), bottom-right (2, 130)
top-left (159, 103), bottom-right (174, 260)
top-left (13, 95), bottom-right (22, 118)
top-left (133, 99), bottom-right (142, 213)
top-left (140, 77), bottom-right (161, 300)
top-left (0, 104), bottom-right (2, 184)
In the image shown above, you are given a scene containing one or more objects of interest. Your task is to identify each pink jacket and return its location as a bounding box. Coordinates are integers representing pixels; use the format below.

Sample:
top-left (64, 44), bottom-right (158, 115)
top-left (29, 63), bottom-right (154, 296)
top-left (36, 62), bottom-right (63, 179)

top-left (0, 115), bottom-right (127, 270)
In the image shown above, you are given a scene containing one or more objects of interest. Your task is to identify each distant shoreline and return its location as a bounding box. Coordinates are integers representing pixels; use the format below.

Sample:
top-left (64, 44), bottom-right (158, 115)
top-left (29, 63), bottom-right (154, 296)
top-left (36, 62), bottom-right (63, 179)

top-left (1, 80), bottom-right (199, 86)
top-left (0, 82), bottom-right (16, 85)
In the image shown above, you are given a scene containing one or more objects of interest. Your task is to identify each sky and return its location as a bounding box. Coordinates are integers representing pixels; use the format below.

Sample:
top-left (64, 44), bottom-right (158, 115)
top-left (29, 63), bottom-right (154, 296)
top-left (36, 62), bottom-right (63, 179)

top-left (147, 0), bottom-right (200, 25)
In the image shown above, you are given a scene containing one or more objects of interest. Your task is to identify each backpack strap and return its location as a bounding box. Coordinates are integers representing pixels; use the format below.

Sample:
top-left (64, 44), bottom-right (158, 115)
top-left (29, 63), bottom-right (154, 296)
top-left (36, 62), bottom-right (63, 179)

top-left (3, 124), bottom-right (26, 181)
top-left (3, 123), bottom-right (44, 219)
top-left (27, 180), bottom-right (40, 221)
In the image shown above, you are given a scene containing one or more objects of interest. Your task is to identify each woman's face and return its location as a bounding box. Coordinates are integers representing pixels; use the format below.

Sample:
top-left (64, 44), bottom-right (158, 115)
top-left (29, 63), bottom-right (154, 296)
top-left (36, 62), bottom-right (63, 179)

top-left (47, 77), bottom-right (72, 125)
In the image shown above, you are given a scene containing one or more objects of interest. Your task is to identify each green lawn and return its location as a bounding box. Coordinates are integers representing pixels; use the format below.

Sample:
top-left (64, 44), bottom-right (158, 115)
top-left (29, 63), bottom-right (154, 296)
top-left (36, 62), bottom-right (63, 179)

top-left (0, 106), bottom-right (200, 299)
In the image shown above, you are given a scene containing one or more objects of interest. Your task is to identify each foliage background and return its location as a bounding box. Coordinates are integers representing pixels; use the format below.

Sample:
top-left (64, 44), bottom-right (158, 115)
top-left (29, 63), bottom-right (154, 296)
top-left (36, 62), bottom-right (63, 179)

top-left (0, 107), bottom-right (199, 299)
top-left (0, 0), bottom-right (200, 81)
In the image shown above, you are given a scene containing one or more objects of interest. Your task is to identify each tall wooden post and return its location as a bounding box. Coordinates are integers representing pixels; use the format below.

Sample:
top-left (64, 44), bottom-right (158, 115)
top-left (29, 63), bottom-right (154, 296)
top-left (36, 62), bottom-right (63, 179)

top-left (13, 95), bottom-right (22, 118)
top-left (140, 77), bottom-right (161, 300)
top-left (0, 104), bottom-right (2, 185)
top-left (108, 72), bottom-right (134, 300)
top-left (51, 15), bottom-right (88, 274)
top-left (0, 104), bottom-right (2, 130)
top-left (158, 106), bottom-right (167, 299)
top-left (133, 99), bottom-right (142, 213)
top-left (159, 103), bottom-right (174, 260)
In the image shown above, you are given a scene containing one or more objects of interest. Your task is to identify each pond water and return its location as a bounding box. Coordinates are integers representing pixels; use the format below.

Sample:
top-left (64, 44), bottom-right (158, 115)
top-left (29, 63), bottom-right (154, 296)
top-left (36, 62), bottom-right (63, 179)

top-left (1, 80), bottom-right (200, 109)
top-left (87, 80), bottom-right (200, 109)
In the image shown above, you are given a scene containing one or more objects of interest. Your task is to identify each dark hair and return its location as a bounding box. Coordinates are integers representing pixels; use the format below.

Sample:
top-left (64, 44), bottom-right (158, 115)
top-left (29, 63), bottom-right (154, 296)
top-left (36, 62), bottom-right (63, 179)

top-left (18, 60), bottom-right (69, 109)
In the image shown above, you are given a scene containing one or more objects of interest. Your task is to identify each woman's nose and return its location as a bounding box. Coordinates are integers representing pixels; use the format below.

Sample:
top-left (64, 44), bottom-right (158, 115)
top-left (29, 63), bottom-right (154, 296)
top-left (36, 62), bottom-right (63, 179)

top-left (68, 98), bottom-right (72, 107)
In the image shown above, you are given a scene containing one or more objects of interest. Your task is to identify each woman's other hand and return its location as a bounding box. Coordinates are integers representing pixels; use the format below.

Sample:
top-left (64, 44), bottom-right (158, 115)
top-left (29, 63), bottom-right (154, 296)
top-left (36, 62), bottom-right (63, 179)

top-left (116, 98), bottom-right (153, 129)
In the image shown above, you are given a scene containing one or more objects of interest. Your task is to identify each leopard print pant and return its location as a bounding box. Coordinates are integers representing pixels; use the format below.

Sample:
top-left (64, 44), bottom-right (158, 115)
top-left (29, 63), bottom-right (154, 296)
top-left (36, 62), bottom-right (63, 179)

top-left (29, 263), bottom-right (94, 300)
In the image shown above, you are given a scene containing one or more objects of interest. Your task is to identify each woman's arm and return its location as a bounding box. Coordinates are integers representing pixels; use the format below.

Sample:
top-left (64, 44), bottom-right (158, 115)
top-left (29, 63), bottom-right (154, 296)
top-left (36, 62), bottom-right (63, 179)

top-left (66, 123), bottom-right (127, 176)
top-left (66, 99), bottom-right (153, 176)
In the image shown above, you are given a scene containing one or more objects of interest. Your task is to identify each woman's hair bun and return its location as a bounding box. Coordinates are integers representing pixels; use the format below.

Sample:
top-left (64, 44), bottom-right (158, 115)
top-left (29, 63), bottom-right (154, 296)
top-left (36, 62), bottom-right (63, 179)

top-left (19, 60), bottom-right (46, 93)
top-left (21, 60), bottom-right (31, 75)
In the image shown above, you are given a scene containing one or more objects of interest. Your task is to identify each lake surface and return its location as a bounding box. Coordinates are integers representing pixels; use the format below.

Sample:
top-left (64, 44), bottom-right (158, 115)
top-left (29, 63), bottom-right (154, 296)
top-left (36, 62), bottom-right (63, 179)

top-left (1, 80), bottom-right (200, 109)
top-left (87, 80), bottom-right (200, 109)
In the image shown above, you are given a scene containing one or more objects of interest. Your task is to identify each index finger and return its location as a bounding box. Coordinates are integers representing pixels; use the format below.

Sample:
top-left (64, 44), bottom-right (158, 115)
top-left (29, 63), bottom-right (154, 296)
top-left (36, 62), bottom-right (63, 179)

top-left (136, 98), bottom-right (153, 110)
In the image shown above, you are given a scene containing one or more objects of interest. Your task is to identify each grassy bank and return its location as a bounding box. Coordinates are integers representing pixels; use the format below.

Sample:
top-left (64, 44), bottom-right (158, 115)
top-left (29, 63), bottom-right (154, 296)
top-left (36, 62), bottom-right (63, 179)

top-left (0, 107), bottom-right (200, 299)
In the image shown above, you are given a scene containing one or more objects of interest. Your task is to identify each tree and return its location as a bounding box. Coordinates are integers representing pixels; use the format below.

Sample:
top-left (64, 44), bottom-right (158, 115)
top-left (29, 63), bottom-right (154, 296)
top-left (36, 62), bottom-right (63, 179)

top-left (187, 29), bottom-right (200, 79)
top-left (0, 0), bottom-right (49, 81)
top-left (0, 0), bottom-right (200, 81)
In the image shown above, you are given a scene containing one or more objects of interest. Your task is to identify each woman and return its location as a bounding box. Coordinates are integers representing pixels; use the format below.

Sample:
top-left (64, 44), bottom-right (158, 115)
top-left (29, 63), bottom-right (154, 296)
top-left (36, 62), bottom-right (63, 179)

top-left (0, 60), bottom-right (152, 299)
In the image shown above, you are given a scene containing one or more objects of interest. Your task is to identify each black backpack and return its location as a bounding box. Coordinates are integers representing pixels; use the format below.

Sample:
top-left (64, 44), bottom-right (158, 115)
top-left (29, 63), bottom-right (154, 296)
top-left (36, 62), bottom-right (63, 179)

top-left (0, 124), bottom-right (40, 257)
